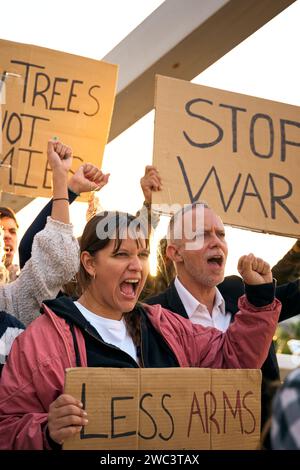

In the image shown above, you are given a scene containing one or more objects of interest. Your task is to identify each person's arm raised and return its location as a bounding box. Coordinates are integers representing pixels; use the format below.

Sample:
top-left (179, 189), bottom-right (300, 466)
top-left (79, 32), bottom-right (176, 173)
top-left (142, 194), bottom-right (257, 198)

top-left (136, 165), bottom-right (162, 231)
top-left (0, 139), bottom-right (79, 325)
top-left (68, 163), bottom-right (109, 195)
top-left (238, 253), bottom-right (275, 307)
top-left (140, 165), bottom-right (162, 207)
top-left (19, 162), bottom-right (109, 269)
top-left (186, 253), bottom-right (280, 369)
top-left (48, 139), bottom-right (72, 224)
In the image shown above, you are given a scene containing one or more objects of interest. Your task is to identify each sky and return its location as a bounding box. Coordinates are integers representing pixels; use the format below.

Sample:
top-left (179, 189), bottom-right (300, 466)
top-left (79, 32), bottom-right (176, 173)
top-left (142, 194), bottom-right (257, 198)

top-left (1, 0), bottom-right (299, 275)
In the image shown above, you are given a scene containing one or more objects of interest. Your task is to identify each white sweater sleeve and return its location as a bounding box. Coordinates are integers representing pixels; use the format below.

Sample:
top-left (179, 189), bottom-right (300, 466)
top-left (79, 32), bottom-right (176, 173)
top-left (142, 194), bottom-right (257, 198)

top-left (0, 217), bottom-right (80, 325)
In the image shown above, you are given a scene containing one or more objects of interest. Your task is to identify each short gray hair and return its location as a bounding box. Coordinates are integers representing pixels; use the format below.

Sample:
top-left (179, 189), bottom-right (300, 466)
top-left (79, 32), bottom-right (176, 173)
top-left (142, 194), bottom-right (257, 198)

top-left (167, 201), bottom-right (210, 244)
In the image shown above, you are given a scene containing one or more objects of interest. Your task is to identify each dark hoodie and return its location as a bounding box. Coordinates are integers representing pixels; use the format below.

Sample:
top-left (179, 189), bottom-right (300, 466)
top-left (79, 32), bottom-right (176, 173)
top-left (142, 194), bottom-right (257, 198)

top-left (42, 296), bottom-right (179, 369)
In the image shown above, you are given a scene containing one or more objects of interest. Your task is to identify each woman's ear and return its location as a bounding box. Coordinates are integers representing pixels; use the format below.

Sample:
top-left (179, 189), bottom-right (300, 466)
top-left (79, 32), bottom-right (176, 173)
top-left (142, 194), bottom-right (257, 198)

top-left (80, 251), bottom-right (96, 277)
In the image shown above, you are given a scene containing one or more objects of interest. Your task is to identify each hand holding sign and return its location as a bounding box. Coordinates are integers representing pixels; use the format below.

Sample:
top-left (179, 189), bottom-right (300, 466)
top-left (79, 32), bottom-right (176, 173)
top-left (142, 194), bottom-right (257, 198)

top-left (238, 253), bottom-right (272, 285)
top-left (48, 393), bottom-right (88, 446)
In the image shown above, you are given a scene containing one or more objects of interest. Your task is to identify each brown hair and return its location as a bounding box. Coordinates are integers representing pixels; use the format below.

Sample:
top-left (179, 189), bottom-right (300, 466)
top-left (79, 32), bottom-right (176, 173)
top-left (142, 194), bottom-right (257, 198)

top-left (0, 207), bottom-right (19, 228)
top-left (140, 237), bottom-right (176, 301)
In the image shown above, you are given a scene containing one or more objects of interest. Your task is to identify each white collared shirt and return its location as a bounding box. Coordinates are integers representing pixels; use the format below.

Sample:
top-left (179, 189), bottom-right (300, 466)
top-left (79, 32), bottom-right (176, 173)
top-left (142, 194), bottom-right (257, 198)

top-left (174, 277), bottom-right (232, 332)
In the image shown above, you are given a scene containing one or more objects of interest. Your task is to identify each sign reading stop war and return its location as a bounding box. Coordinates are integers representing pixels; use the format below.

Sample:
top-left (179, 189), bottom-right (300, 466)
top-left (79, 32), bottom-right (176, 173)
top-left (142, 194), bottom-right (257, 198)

top-left (64, 368), bottom-right (261, 450)
top-left (153, 75), bottom-right (300, 237)
top-left (0, 39), bottom-right (118, 198)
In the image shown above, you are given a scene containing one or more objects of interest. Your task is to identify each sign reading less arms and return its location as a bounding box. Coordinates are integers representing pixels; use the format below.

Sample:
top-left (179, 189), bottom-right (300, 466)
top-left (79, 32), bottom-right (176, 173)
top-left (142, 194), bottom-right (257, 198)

top-left (64, 368), bottom-right (261, 450)
top-left (153, 75), bottom-right (300, 237)
top-left (0, 39), bottom-right (118, 198)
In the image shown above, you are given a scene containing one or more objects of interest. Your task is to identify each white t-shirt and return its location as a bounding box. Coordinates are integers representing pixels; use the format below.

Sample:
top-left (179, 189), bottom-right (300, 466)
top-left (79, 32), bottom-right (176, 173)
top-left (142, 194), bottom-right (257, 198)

top-left (74, 301), bottom-right (138, 363)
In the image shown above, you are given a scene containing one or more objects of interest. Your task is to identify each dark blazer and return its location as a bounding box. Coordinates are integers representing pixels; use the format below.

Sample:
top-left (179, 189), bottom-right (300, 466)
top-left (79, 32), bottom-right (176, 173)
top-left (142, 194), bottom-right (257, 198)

top-left (146, 276), bottom-right (300, 426)
top-left (146, 275), bottom-right (300, 380)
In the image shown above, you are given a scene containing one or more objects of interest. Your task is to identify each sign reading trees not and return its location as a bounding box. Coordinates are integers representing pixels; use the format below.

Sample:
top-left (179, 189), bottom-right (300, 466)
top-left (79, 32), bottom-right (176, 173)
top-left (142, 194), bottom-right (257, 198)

top-left (153, 75), bottom-right (300, 237)
top-left (0, 39), bottom-right (118, 198)
top-left (64, 368), bottom-right (261, 450)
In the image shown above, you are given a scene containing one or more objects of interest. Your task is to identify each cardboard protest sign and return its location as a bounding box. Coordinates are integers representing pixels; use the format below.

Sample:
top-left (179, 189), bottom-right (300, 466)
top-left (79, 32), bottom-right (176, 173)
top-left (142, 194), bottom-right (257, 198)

top-left (153, 75), bottom-right (300, 237)
top-left (0, 39), bottom-right (118, 198)
top-left (64, 368), bottom-right (261, 450)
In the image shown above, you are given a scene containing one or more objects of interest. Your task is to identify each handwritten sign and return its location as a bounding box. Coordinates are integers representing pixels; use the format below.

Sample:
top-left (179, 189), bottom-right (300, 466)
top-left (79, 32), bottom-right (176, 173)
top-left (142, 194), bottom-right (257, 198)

top-left (64, 368), bottom-right (261, 450)
top-left (0, 39), bottom-right (118, 198)
top-left (153, 75), bottom-right (300, 237)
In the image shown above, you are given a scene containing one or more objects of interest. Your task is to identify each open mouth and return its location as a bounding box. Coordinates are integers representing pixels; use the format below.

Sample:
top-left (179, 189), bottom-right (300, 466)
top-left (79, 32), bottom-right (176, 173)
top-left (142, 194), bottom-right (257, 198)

top-left (207, 255), bottom-right (223, 267)
top-left (119, 279), bottom-right (140, 299)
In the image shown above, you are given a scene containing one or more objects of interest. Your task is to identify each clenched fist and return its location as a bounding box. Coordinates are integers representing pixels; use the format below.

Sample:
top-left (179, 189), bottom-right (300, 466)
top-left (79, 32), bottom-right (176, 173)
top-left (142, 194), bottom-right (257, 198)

top-left (238, 253), bottom-right (272, 285)
top-left (140, 165), bottom-right (162, 204)
top-left (47, 139), bottom-right (72, 174)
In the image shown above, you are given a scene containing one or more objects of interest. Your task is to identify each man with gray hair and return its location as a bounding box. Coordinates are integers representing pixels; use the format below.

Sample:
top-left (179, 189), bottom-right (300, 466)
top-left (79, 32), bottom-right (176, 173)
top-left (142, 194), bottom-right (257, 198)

top-left (146, 201), bottom-right (300, 432)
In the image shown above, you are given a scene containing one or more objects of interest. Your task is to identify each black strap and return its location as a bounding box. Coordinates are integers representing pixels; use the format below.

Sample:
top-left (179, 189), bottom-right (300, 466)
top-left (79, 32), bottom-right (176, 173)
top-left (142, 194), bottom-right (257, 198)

top-left (69, 322), bottom-right (82, 367)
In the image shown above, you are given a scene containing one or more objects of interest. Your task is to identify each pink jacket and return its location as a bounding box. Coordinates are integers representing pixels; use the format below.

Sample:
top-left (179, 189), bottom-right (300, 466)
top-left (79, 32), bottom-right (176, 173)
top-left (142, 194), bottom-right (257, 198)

top-left (0, 296), bottom-right (281, 449)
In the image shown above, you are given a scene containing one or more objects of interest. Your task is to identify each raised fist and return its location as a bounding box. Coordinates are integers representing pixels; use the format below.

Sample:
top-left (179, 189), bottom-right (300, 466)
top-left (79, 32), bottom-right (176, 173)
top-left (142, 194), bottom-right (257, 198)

top-left (238, 253), bottom-right (272, 285)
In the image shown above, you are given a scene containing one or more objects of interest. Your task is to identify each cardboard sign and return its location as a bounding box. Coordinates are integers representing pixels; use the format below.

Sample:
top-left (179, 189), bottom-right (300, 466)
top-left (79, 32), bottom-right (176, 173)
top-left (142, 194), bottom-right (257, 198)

top-left (153, 75), bottom-right (300, 237)
top-left (0, 39), bottom-right (118, 198)
top-left (64, 368), bottom-right (261, 450)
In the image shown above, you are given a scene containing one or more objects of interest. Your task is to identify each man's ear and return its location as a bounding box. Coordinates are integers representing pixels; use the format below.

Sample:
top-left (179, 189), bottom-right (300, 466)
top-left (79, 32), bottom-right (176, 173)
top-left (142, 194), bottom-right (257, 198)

top-left (80, 251), bottom-right (96, 277)
top-left (166, 243), bottom-right (183, 263)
